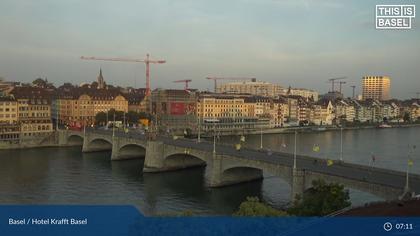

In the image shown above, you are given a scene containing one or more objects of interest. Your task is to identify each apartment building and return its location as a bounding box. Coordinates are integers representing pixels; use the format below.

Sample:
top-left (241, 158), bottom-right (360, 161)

top-left (55, 87), bottom-right (128, 127)
top-left (0, 96), bottom-right (18, 124)
top-left (362, 76), bottom-right (391, 101)
top-left (217, 79), bottom-right (283, 97)
top-left (9, 87), bottom-right (54, 138)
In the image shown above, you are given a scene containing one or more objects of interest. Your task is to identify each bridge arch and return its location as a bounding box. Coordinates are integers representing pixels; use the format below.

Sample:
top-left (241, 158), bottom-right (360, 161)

top-left (86, 138), bottom-right (113, 152)
top-left (117, 143), bottom-right (146, 159)
top-left (218, 166), bottom-right (264, 187)
top-left (67, 134), bottom-right (84, 145)
top-left (163, 153), bottom-right (207, 170)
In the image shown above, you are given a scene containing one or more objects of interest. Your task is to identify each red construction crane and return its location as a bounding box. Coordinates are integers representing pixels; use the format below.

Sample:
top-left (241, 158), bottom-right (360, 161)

top-left (173, 79), bottom-right (192, 90)
top-left (80, 54), bottom-right (166, 96)
top-left (206, 77), bottom-right (256, 92)
top-left (326, 77), bottom-right (346, 92)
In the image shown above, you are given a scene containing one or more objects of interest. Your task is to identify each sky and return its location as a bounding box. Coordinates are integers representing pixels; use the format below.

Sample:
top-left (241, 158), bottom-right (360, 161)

top-left (0, 0), bottom-right (419, 99)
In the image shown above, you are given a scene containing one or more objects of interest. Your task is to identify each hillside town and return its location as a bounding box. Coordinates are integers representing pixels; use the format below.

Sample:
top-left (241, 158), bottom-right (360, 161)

top-left (0, 71), bottom-right (419, 144)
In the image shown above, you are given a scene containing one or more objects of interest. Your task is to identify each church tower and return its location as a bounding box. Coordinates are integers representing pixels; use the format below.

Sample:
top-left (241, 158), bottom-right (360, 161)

top-left (97, 68), bottom-right (105, 89)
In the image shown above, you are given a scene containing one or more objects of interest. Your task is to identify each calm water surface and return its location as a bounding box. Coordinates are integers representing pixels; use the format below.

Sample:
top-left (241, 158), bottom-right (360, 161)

top-left (0, 127), bottom-right (419, 216)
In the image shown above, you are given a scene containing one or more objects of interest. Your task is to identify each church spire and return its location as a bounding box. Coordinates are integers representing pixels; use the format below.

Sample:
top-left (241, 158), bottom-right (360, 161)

top-left (97, 68), bottom-right (105, 89)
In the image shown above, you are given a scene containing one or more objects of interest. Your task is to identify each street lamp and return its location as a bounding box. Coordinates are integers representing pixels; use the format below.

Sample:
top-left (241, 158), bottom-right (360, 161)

top-left (56, 102), bottom-right (59, 131)
top-left (213, 121), bottom-right (216, 155)
top-left (106, 109), bottom-right (109, 130)
top-left (260, 125), bottom-right (263, 149)
top-left (112, 113), bottom-right (116, 137)
top-left (340, 126), bottom-right (343, 161)
top-left (293, 130), bottom-right (297, 169)
top-left (404, 145), bottom-right (416, 193)
top-left (198, 115), bottom-right (201, 143)
top-left (83, 118), bottom-right (86, 136)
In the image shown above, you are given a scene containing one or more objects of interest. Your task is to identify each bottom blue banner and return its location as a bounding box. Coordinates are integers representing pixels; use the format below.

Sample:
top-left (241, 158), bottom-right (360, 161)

top-left (0, 205), bottom-right (419, 236)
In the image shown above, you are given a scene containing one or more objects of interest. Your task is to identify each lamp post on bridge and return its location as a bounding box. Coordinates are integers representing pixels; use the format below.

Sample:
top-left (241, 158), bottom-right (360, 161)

top-left (260, 126), bottom-right (263, 149)
top-left (198, 116), bottom-right (201, 143)
top-left (83, 118), bottom-right (86, 136)
top-left (56, 102), bottom-right (59, 131)
top-left (404, 145), bottom-right (416, 193)
top-left (340, 126), bottom-right (343, 162)
top-left (293, 130), bottom-right (297, 170)
top-left (106, 110), bottom-right (109, 130)
top-left (112, 113), bottom-right (116, 137)
top-left (213, 121), bottom-right (216, 155)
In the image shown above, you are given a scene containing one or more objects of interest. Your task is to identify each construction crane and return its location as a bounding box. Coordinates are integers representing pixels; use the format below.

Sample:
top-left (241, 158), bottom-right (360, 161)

top-left (338, 81), bottom-right (346, 94)
top-left (80, 54), bottom-right (166, 96)
top-left (326, 77), bottom-right (346, 92)
top-left (173, 79), bottom-right (192, 90)
top-left (206, 77), bottom-right (256, 93)
top-left (350, 85), bottom-right (356, 98)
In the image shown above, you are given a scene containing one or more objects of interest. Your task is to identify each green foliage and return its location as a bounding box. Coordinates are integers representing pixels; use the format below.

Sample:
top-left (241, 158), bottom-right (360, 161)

top-left (95, 112), bottom-right (107, 125)
top-left (403, 112), bottom-right (411, 122)
top-left (32, 78), bottom-right (47, 87)
top-left (287, 179), bottom-right (351, 216)
top-left (233, 197), bottom-right (288, 217)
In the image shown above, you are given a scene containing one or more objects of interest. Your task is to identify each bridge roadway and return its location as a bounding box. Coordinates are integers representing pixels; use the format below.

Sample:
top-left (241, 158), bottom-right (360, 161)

top-left (160, 135), bottom-right (420, 195)
top-left (63, 129), bottom-right (420, 200)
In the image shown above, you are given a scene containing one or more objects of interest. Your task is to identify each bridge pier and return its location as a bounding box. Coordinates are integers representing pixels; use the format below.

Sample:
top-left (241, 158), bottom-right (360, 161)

top-left (291, 168), bottom-right (305, 201)
top-left (111, 137), bottom-right (121, 161)
top-left (57, 130), bottom-right (68, 146)
top-left (143, 141), bottom-right (166, 172)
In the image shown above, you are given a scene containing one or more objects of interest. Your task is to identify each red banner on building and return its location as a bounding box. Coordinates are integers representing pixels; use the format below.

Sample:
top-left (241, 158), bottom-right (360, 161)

top-left (170, 102), bottom-right (185, 115)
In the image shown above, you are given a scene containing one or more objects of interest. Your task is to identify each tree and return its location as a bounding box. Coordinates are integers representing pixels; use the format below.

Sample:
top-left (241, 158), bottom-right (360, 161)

top-left (233, 197), bottom-right (288, 217)
top-left (91, 81), bottom-right (99, 89)
top-left (403, 112), bottom-right (411, 123)
top-left (127, 111), bottom-right (141, 125)
top-left (32, 78), bottom-right (47, 88)
top-left (95, 112), bottom-right (107, 125)
top-left (287, 179), bottom-right (351, 216)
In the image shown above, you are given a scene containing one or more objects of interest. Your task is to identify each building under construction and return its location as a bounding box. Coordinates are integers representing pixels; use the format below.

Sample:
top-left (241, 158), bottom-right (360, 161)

top-left (151, 89), bottom-right (198, 135)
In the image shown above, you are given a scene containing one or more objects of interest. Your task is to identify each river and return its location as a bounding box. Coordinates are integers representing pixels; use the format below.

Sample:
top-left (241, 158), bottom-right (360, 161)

top-left (0, 127), bottom-right (419, 216)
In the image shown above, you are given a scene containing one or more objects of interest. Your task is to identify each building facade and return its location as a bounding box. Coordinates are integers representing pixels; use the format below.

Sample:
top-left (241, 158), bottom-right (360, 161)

top-left (362, 76), bottom-right (391, 101)
top-left (216, 79), bottom-right (283, 97)
top-left (0, 97), bottom-right (18, 124)
top-left (9, 87), bottom-right (54, 139)
top-left (55, 88), bottom-right (128, 127)
top-left (285, 87), bottom-right (319, 101)
top-left (151, 89), bottom-right (198, 134)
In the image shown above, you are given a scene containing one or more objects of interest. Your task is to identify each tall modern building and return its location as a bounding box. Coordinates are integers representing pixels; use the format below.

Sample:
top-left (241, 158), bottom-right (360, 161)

top-left (362, 76), bottom-right (391, 101)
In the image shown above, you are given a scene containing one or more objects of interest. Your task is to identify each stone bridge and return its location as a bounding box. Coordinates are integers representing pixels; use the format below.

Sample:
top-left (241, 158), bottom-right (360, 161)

top-left (57, 130), bottom-right (420, 201)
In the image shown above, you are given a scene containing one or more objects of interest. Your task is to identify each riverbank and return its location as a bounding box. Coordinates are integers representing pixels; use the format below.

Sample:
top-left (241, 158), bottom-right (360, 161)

top-left (0, 132), bottom-right (80, 150)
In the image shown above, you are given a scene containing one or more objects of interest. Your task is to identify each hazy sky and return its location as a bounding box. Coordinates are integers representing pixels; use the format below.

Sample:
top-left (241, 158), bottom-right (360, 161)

top-left (0, 0), bottom-right (419, 99)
